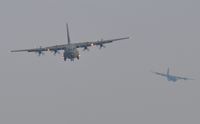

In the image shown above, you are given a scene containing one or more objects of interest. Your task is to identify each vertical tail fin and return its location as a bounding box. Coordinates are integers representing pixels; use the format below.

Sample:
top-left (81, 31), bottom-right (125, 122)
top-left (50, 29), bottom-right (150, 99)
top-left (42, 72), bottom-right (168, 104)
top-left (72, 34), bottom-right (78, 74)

top-left (167, 68), bottom-right (170, 76)
top-left (66, 23), bottom-right (71, 44)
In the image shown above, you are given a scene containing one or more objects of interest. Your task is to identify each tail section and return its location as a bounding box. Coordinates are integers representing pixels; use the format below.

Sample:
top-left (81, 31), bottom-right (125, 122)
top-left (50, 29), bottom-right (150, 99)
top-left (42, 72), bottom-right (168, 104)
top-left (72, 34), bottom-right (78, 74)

top-left (167, 68), bottom-right (170, 76)
top-left (66, 23), bottom-right (71, 44)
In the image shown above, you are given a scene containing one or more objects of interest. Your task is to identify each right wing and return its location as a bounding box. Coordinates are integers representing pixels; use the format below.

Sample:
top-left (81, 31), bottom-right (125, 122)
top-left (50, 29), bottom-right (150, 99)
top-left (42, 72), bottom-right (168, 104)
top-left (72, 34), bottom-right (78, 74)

top-left (45, 44), bottom-right (67, 51)
top-left (11, 47), bottom-right (47, 53)
top-left (152, 71), bottom-right (167, 77)
top-left (11, 44), bottom-right (68, 56)
top-left (11, 44), bottom-right (67, 53)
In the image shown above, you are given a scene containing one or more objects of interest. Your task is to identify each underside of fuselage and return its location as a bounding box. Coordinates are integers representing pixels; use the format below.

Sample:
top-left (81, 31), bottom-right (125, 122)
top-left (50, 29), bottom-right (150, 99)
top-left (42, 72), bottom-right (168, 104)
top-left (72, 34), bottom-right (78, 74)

top-left (63, 46), bottom-right (80, 61)
top-left (167, 75), bottom-right (177, 82)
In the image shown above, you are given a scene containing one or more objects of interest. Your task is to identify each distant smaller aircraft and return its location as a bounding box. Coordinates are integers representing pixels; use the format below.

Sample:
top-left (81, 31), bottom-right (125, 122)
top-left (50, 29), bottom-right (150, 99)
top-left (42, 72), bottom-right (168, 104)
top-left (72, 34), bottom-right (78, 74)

top-left (151, 68), bottom-right (194, 82)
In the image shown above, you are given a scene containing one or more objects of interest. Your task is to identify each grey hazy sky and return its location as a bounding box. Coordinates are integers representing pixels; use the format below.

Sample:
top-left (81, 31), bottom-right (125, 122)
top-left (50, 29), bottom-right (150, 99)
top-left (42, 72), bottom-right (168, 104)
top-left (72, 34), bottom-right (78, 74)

top-left (0, 0), bottom-right (200, 123)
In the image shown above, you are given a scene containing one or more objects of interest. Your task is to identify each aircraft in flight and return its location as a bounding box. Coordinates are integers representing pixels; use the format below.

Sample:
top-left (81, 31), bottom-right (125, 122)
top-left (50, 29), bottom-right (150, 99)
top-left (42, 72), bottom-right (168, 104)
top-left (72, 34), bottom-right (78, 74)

top-left (152, 68), bottom-right (193, 82)
top-left (11, 24), bottom-right (129, 61)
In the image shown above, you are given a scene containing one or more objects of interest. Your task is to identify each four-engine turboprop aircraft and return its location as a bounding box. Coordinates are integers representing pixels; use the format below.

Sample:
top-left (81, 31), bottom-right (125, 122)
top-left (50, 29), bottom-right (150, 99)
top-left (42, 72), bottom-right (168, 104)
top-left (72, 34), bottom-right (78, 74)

top-left (152, 68), bottom-right (194, 82)
top-left (11, 24), bottom-right (129, 61)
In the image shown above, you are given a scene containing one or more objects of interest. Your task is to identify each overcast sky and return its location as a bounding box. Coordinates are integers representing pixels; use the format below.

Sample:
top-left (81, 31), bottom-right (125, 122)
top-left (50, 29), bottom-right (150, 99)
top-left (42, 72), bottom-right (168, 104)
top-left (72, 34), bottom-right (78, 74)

top-left (0, 0), bottom-right (200, 124)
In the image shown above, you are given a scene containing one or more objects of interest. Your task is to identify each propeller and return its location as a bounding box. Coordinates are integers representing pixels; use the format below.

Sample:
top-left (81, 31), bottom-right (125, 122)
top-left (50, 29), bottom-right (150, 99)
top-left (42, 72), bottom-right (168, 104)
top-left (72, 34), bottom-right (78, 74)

top-left (52, 49), bottom-right (60, 55)
top-left (36, 46), bottom-right (44, 56)
top-left (97, 38), bottom-right (106, 49)
top-left (83, 46), bottom-right (89, 51)
top-left (37, 52), bottom-right (44, 56)
top-left (99, 44), bottom-right (106, 49)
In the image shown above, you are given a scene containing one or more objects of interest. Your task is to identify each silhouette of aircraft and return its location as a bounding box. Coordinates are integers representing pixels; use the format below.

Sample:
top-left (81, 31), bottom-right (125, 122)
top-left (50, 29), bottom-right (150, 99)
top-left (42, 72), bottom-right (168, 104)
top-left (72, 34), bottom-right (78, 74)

top-left (152, 68), bottom-right (194, 82)
top-left (11, 23), bottom-right (129, 61)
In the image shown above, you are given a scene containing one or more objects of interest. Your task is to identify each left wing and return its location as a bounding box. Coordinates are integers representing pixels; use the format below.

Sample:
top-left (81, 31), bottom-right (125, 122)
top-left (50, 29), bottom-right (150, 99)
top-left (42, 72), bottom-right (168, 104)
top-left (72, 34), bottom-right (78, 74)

top-left (75, 37), bottom-right (129, 49)
top-left (175, 76), bottom-right (194, 80)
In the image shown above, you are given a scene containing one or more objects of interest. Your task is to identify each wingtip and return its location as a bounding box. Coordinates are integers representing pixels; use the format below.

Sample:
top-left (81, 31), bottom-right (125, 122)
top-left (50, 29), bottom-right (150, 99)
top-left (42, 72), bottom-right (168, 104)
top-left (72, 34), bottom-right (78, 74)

top-left (11, 50), bottom-right (20, 52)
top-left (125, 36), bottom-right (130, 39)
top-left (120, 37), bottom-right (130, 40)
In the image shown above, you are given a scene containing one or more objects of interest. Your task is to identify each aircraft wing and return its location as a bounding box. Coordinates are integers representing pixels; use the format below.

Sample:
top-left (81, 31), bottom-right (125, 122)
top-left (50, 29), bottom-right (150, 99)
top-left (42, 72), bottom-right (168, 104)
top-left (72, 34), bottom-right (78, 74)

top-left (11, 44), bottom-right (68, 52)
top-left (175, 76), bottom-right (194, 80)
top-left (74, 37), bottom-right (129, 49)
top-left (11, 47), bottom-right (47, 52)
top-left (45, 44), bottom-right (67, 51)
top-left (11, 37), bottom-right (129, 53)
top-left (152, 71), bottom-right (168, 77)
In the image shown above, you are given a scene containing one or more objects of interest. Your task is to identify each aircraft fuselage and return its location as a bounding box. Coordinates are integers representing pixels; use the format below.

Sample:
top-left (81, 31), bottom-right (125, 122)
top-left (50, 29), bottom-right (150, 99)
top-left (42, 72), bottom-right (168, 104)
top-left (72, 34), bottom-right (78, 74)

top-left (63, 45), bottom-right (80, 61)
top-left (167, 75), bottom-right (177, 82)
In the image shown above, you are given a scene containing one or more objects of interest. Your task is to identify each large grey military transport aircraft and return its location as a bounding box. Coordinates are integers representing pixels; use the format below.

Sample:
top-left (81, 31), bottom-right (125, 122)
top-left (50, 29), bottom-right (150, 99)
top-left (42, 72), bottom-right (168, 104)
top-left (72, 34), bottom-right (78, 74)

top-left (11, 24), bottom-right (129, 61)
top-left (152, 68), bottom-right (193, 82)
